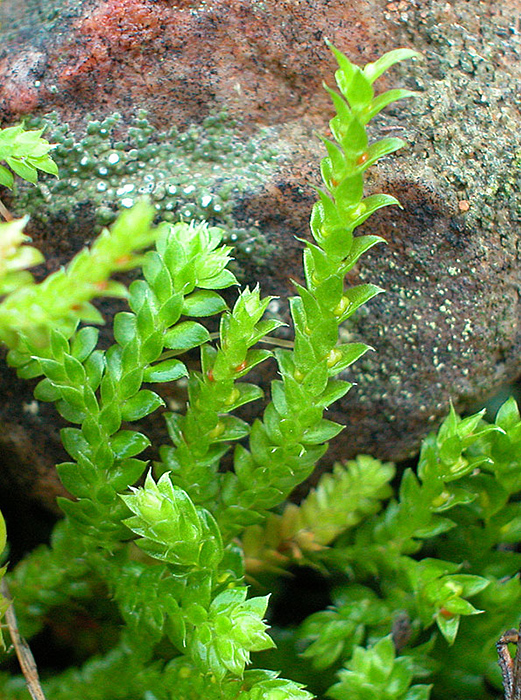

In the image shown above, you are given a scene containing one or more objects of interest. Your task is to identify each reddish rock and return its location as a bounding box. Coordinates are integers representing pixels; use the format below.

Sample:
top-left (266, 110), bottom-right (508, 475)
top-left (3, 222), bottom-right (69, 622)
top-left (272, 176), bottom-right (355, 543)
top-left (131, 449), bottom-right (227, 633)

top-left (0, 0), bottom-right (379, 131)
top-left (0, 0), bottom-right (520, 511)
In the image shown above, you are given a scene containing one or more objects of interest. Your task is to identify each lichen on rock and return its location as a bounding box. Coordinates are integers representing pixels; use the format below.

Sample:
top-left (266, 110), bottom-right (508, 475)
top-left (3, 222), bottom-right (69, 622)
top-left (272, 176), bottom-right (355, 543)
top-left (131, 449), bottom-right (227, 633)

top-left (13, 109), bottom-right (281, 267)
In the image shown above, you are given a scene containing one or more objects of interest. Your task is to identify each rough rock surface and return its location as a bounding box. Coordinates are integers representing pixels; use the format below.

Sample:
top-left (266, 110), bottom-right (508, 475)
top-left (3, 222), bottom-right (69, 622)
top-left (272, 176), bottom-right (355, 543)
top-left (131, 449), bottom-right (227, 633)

top-left (0, 0), bottom-right (520, 510)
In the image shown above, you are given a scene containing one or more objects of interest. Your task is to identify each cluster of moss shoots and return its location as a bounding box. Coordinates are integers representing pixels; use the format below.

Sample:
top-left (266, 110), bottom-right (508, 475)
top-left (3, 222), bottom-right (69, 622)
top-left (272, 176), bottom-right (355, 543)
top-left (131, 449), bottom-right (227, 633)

top-left (0, 42), bottom-right (520, 700)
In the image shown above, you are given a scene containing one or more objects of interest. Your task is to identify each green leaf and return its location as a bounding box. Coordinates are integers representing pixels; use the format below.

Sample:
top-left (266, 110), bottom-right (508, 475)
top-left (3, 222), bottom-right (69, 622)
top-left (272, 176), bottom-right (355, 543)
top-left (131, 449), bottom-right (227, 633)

top-left (342, 69), bottom-right (374, 111)
top-left (143, 359), bottom-right (188, 383)
top-left (244, 671), bottom-right (314, 700)
top-left (17, 359), bottom-right (44, 379)
top-left (37, 358), bottom-right (66, 382)
top-left (110, 430), bottom-right (151, 459)
top-left (57, 462), bottom-right (92, 498)
top-left (326, 343), bottom-right (371, 375)
top-left (120, 390), bottom-right (165, 421)
top-left (326, 40), bottom-right (357, 86)
top-left (56, 399), bottom-right (85, 424)
top-left (163, 321), bottom-right (210, 352)
top-left (28, 154), bottom-right (59, 176)
top-left (302, 418), bottom-right (344, 445)
top-left (334, 174), bottom-right (364, 210)
top-left (98, 399), bottom-right (122, 436)
top-left (61, 427), bottom-right (90, 461)
top-left (323, 84), bottom-right (352, 125)
top-left (346, 193), bottom-right (401, 229)
top-left (199, 268), bottom-right (238, 290)
top-left (70, 326), bottom-right (99, 362)
top-left (114, 313), bottom-right (138, 348)
top-left (57, 497), bottom-right (105, 530)
top-left (435, 612), bottom-right (460, 645)
top-left (495, 396), bottom-right (521, 430)
top-left (341, 235), bottom-right (385, 272)
top-left (337, 284), bottom-right (384, 322)
top-left (337, 116), bottom-right (368, 154)
top-left (34, 377), bottom-right (60, 402)
top-left (182, 290), bottom-right (228, 317)
top-left (63, 354), bottom-right (86, 384)
top-left (109, 458), bottom-right (148, 491)
top-left (220, 382), bottom-right (264, 411)
top-left (363, 48), bottom-right (422, 83)
top-left (0, 165), bottom-right (14, 188)
top-left (357, 137), bottom-right (406, 172)
top-left (404, 686), bottom-right (433, 700)
top-left (363, 88), bottom-right (418, 123)
top-left (5, 157), bottom-right (38, 183)
top-left (210, 415), bottom-right (251, 442)
top-left (58, 385), bottom-right (86, 410)
top-left (452, 574), bottom-right (490, 597)
top-left (158, 294), bottom-right (183, 326)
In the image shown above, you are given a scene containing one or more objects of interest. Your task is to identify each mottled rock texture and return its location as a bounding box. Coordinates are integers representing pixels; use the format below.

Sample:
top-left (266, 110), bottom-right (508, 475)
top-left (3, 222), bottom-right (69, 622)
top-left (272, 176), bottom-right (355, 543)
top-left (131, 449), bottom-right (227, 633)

top-left (0, 0), bottom-right (520, 510)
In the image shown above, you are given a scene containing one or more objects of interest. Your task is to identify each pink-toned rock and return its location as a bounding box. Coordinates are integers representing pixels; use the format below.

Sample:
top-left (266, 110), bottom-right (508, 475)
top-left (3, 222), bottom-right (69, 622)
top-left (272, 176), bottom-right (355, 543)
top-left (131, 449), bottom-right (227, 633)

top-left (0, 0), bottom-right (520, 511)
top-left (0, 0), bottom-right (379, 131)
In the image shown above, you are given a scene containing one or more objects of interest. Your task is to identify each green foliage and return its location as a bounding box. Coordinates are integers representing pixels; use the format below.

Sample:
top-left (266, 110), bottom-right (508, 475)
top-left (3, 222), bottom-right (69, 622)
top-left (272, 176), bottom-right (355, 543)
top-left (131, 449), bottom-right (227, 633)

top-left (241, 456), bottom-right (395, 571)
top-left (0, 200), bottom-right (160, 348)
top-left (122, 471), bottom-right (224, 570)
top-left (0, 510), bottom-right (9, 652)
top-left (294, 399), bottom-right (521, 697)
top-left (328, 635), bottom-right (431, 700)
top-left (1, 40), bottom-right (518, 700)
top-left (0, 123), bottom-right (58, 189)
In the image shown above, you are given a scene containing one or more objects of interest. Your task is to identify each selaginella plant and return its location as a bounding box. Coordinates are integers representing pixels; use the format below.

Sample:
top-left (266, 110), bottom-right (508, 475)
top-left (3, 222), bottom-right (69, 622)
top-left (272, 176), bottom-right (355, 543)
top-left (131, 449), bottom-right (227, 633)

top-left (0, 42), bottom-right (518, 700)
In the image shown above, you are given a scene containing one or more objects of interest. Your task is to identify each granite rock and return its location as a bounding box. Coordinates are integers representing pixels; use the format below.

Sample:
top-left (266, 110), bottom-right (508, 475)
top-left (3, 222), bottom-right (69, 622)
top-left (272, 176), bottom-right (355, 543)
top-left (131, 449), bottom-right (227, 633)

top-left (0, 0), bottom-right (520, 509)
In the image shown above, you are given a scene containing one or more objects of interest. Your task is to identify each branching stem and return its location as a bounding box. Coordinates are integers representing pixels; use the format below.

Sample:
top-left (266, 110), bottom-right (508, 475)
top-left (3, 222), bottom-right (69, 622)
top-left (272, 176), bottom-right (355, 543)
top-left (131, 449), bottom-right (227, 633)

top-left (0, 580), bottom-right (47, 700)
top-left (0, 198), bottom-right (13, 222)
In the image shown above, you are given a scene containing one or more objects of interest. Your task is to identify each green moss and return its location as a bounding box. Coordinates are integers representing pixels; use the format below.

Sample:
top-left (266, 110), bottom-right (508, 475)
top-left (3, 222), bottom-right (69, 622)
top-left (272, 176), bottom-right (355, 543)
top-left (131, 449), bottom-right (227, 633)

top-left (13, 110), bottom-right (282, 266)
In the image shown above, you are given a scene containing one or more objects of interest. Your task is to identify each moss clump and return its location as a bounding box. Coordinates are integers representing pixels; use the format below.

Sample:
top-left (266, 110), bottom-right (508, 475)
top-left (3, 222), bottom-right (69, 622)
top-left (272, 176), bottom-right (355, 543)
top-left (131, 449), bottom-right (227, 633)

top-left (12, 110), bottom-right (283, 264)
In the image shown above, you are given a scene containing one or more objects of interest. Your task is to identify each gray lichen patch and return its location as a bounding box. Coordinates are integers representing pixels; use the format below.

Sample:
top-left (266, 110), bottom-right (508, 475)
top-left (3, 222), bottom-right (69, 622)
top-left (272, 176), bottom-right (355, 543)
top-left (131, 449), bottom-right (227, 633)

top-left (394, 4), bottom-right (521, 254)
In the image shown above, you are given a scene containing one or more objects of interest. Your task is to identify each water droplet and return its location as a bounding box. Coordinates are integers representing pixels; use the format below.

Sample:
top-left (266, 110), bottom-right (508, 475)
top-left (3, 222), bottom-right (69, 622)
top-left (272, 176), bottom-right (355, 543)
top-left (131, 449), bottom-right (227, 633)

top-left (107, 152), bottom-right (120, 165)
top-left (116, 183), bottom-right (135, 196)
top-left (121, 197), bottom-right (134, 208)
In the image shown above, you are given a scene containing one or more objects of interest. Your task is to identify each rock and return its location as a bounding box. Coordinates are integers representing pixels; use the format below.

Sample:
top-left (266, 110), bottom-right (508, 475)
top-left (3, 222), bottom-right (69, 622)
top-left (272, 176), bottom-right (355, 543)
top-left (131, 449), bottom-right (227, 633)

top-left (0, 0), bottom-right (520, 511)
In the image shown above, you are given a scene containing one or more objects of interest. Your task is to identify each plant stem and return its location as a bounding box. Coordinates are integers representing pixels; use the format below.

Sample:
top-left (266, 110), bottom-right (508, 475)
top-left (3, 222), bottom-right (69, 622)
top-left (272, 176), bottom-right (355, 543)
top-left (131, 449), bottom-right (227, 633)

top-left (0, 198), bottom-right (13, 221)
top-left (1, 579), bottom-right (47, 700)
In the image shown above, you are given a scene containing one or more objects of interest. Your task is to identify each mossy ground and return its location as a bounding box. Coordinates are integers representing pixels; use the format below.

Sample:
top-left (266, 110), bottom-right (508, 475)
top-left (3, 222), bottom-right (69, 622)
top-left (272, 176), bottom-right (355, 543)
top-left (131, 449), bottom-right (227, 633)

top-left (12, 110), bottom-right (287, 269)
